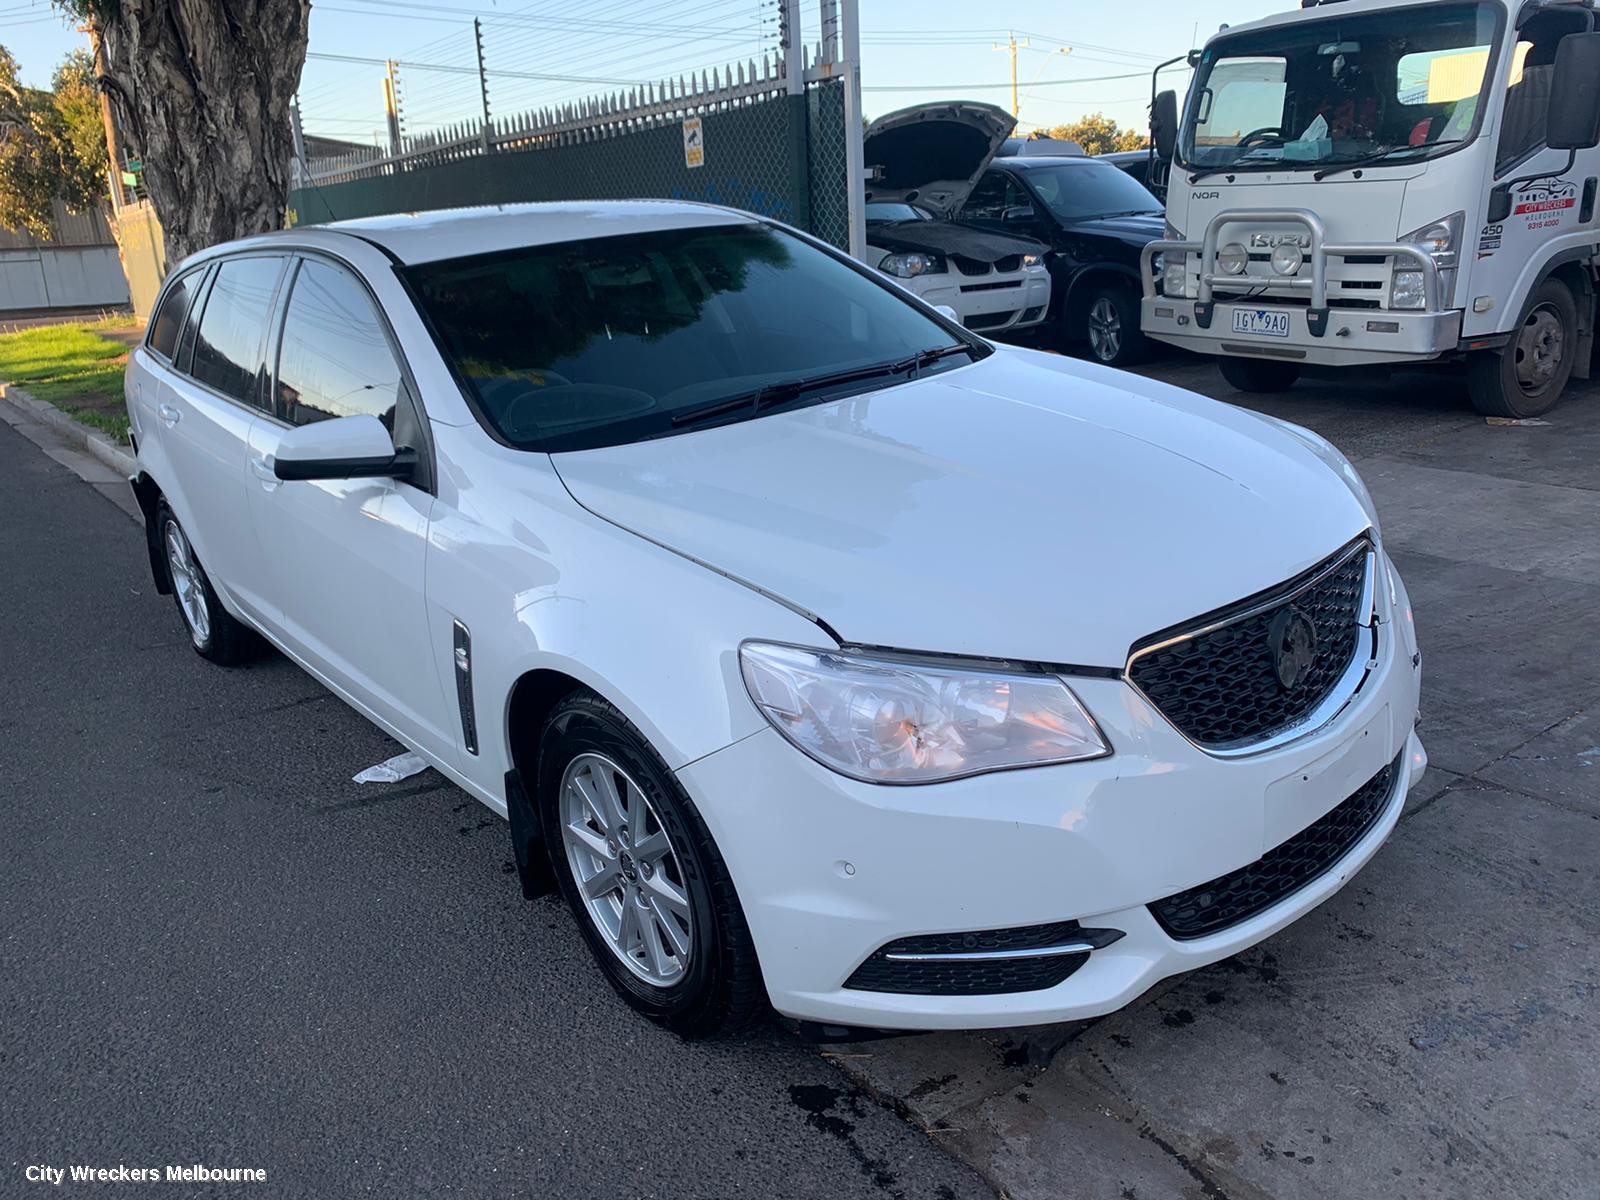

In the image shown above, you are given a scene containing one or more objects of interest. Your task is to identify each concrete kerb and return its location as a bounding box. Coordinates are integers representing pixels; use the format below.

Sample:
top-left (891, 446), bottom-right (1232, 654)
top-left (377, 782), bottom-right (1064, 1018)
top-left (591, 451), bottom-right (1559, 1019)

top-left (0, 381), bottom-right (136, 478)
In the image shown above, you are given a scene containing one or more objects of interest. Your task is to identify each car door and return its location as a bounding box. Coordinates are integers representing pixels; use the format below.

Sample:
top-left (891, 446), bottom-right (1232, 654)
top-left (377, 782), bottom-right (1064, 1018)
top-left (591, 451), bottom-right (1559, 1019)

top-left (244, 253), bottom-right (456, 765)
top-left (154, 253), bottom-right (288, 626)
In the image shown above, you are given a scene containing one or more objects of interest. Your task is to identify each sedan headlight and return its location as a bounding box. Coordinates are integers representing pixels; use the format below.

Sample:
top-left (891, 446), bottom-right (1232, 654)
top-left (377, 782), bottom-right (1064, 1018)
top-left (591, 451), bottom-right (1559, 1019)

top-left (739, 642), bottom-right (1110, 784)
top-left (879, 251), bottom-right (945, 278)
top-left (1022, 252), bottom-right (1043, 268)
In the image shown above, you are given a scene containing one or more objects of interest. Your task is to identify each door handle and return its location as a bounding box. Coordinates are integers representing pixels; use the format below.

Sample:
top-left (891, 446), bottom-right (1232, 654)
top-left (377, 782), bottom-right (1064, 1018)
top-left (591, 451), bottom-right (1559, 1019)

top-left (158, 403), bottom-right (181, 426)
top-left (250, 453), bottom-right (278, 483)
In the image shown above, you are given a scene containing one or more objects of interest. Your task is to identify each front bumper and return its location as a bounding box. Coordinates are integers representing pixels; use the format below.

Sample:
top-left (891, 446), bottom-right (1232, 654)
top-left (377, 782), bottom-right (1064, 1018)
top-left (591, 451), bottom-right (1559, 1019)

top-left (1139, 206), bottom-right (1462, 366)
top-left (1141, 296), bottom-right (1462, 365)
top-left (678, 579), bottom-right (1424, 1030)
top-left (907, 268), bottom-right (1052, 333)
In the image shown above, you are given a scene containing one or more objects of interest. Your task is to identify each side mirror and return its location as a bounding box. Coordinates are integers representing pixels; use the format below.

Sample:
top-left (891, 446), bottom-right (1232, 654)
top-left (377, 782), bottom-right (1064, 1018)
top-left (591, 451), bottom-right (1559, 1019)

top-left (1547, 33), bottom-right (1600, 151)
top-left (1152, 89), bottom-right (1179, 162)
top-left (932, 304), bottom-right (960, 322)
top-left (1487, 184), bottom-right (1512, 224)
top-left (1002, 204), bottom-right (1037, 223)
top-left (273, 413), bottom-right (416, 482)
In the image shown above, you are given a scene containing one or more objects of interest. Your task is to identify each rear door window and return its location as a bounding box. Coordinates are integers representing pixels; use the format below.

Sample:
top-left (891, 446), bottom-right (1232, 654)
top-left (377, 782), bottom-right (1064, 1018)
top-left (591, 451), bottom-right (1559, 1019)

top-left (189, 255), bottom-right (286, 407)
top-left (148, 268), bottom-right (200, 361)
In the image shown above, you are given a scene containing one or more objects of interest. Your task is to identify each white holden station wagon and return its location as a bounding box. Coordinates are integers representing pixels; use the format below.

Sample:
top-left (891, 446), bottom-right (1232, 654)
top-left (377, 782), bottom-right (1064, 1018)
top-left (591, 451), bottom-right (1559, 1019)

top-left (125, 202), bottom-right (1425, 1036)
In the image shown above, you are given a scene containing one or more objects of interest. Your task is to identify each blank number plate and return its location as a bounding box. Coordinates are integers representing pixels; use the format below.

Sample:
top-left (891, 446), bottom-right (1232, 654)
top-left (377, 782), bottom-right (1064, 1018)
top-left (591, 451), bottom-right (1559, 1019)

top-left (1231, 309), bottom-right (1291, 337)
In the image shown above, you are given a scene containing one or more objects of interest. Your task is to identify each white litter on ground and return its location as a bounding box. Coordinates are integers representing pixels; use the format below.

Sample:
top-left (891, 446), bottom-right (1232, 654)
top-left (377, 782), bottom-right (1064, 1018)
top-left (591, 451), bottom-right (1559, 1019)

top-left (1485, 417), bottom-right (1552, 426)
top-left (352, 751), bottom-right (430, 784)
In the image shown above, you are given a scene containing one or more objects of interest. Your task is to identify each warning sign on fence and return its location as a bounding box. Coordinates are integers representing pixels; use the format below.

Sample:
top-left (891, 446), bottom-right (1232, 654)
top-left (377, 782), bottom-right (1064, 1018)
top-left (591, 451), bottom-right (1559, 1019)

top-left (682, 116), bottom-right (705, 169)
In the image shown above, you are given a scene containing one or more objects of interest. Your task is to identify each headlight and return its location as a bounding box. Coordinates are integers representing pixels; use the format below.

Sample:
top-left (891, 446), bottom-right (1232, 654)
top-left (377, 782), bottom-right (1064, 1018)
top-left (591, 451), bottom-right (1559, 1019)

top-left (739, 642), bottom-right (1110, 784)
top-left (1217, 242), bottom-right (1249, 275)
top-left (1162, 253), bottom-right (1190, 298)
top-left (1391, 269), bottom-right (1426, 310)
top-left (1401, 211), bottom-right (1463, 268)
top-left (1022, 252), bottom-right (1042, 268)
top-left (879, 251), bottom-right (944, 278)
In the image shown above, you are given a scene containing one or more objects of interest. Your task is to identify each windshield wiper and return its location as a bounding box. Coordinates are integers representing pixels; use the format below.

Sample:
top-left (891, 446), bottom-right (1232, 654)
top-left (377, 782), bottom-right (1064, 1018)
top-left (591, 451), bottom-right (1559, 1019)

top-left (1313, 140), bottom-right (1464, 181)
top-left (668, 346), bottom-right (972, 431)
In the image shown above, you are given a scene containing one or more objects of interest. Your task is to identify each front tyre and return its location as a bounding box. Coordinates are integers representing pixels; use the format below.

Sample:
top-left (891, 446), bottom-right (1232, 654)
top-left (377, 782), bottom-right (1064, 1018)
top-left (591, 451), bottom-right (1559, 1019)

top-left (1081, 282), bottom-right (1148, 367)
top-left (1219, 356), bottom-right (1301, 393)
top-left (157, 502), bottom-right (256, 665)
top-left (537, 692), bottom-right (764, 1037)
top-left (1466, 278), bottom-right (1578, 418)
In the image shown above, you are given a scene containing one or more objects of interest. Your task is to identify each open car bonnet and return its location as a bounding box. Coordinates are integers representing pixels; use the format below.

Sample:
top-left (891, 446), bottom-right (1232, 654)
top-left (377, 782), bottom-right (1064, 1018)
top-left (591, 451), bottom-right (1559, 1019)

top-left (864, 101), bottom-right (1015, 218)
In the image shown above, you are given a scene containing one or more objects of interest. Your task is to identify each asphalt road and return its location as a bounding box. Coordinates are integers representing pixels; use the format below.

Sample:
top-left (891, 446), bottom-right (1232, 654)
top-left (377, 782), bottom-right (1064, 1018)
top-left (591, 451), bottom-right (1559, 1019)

top-left (0, 414), bottom-right (989, 1198)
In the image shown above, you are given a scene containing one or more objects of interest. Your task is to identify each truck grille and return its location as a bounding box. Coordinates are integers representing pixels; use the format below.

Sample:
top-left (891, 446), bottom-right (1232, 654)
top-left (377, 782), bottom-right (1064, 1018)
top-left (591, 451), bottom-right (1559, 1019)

top-left (1127, 539), bottom-right (1371, 750)
top-left (1149, 750), bottom-right (1402, 939)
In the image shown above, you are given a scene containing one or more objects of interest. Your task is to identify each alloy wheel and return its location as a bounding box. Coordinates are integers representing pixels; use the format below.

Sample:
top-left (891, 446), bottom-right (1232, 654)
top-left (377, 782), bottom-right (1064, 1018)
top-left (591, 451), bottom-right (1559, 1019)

top-left (1514, 303), bottom-right (1565, 394)
top-left (559, 752), bottom-right (693, 986)
top-left (1088, 296), bottom-right (1122, 362)
top-left (163, 520), bottom-right (211, 648)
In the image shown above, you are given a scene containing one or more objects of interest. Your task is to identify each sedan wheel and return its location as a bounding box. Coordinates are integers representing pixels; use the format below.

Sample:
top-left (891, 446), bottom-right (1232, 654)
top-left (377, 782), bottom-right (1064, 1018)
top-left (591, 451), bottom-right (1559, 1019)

top-left (164, 519), bottom-right (212, 649)
top-left (559, 751), bottom-right (694, 986)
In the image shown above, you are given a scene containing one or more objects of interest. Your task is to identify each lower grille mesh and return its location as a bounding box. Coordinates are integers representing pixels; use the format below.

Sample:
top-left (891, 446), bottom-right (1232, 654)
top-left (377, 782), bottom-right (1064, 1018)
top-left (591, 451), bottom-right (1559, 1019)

top-left (1149, 751), bottom-right (1402, 940)
top-left (844, 921), bottom-right (1098, 995)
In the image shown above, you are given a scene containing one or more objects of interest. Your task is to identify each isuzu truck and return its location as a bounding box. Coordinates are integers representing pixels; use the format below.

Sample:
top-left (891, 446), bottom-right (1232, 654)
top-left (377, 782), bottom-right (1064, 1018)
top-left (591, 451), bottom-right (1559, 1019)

top-left (1140, 0), bottom-right (1600, 417)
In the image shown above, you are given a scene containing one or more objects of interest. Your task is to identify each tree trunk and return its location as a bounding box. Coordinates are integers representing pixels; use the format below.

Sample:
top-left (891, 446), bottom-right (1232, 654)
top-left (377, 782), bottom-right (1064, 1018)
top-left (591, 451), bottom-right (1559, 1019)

top-left (94, 0), bottom-right (310, 268)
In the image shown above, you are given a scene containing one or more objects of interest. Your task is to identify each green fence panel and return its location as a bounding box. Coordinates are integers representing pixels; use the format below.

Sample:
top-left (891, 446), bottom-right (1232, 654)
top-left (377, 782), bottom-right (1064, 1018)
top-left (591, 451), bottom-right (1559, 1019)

top-left (291, 86), bottom-right (847, 248)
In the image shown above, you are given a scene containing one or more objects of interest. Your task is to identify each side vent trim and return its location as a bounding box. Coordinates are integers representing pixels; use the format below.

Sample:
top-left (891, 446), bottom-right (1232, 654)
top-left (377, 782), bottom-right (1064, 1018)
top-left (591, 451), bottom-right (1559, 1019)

top-left (453, 619), bottom-right (479, 755)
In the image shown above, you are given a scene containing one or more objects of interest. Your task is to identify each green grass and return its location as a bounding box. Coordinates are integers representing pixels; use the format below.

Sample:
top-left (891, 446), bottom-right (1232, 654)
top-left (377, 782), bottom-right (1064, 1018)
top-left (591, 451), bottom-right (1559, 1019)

top-left (0, 322), bottom-right (140, 444)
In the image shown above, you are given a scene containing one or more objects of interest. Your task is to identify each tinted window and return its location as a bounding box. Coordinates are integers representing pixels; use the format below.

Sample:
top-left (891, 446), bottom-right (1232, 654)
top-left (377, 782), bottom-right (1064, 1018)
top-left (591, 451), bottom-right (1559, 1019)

top-left (277, 259), bottom-right (404, 429)
top-left (149, 269), bottom-right (199, 360)
top-left (1018, 163), bottom-right (1162, 221)
top-left (405, 222), bottom-right (972, 452)
top-left (190, 256), bottom-right (285, 405)
top-left (960, 172), bottom-right (1020, 221)
top-left (865, 202), bottom-right (928, 222)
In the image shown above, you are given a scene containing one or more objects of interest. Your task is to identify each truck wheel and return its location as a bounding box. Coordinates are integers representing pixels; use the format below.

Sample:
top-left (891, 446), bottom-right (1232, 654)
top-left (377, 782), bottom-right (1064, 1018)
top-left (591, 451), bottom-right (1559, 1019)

top-left (1081, 283), bottom-right (1148, 367)
top-left (1466, 279), bottom-right (1578, 418)
top-left (1219, 357), bottom-right (1301, 393)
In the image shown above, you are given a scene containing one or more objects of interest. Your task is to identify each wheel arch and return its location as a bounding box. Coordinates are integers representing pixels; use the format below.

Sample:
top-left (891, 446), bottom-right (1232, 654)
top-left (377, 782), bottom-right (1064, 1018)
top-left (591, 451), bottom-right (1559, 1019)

top-left (131, 470), bottom-right (174, 595)
top-left (1545, 259), bottom-right (1596, 381)
top-left (1062, 263), bottom-right (1142, 330)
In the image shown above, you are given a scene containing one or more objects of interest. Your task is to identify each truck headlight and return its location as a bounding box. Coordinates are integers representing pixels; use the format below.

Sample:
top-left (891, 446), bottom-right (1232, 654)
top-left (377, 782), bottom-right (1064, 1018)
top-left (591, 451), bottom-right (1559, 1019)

top-left (739, 642), bottom-right (1110, 784)
top-left (1161, 253), bottom-right (1190, 298)
top-left (879, 251), bottom-right (944, 278)
top-left (1401, 211), bottom-right (1464, 269)
top-left (1391, 269), bottom-right (1426, 310)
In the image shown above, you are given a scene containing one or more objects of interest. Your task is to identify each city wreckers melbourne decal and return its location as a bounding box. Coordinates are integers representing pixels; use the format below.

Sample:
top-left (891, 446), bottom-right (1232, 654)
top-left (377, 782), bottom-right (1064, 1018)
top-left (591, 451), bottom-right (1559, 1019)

top-left (1513, 179), bottom-right (1578, 230)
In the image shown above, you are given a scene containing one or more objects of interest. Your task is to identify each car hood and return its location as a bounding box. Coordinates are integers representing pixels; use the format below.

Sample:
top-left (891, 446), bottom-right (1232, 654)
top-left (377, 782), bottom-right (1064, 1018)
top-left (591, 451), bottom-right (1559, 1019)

top-left (550, 348), bottom-right (1372, 668)
top-left (1070, 212), bottom-right (1166, 244)
top-left (867, 220), bottom-right (1045, 262)
top-left (864, 101), bottom-right (1015, 217)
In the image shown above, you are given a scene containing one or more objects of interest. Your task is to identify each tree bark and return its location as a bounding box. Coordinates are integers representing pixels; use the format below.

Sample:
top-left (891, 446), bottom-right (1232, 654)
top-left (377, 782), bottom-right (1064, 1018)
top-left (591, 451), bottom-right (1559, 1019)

top-left (93, 0), bottom-right (310, 267)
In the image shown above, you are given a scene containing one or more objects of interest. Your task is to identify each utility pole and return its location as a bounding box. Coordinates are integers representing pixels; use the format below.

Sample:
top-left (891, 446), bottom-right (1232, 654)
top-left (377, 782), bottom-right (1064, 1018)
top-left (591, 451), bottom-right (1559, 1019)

top-left (473, 18), bottom-right (492, 152)
top-left (289, 99), bottom-right (309, 189)
top-left (81, 23), bottom-right (127, 213)
top-left (382, 59), bottom-right (403, 158)
top-left (992, 32), bottom-right (1029, 120)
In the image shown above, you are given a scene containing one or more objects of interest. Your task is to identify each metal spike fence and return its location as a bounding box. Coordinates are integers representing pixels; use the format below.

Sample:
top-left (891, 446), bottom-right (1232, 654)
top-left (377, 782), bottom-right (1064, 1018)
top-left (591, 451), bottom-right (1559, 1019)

top-left (291, 40), bottom-right (858, 253)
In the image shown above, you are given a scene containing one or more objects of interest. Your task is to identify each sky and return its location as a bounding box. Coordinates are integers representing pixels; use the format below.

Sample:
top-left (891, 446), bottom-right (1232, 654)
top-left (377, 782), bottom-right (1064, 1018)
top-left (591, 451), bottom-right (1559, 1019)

top-left (0, 0), bottom-right (1288, 147)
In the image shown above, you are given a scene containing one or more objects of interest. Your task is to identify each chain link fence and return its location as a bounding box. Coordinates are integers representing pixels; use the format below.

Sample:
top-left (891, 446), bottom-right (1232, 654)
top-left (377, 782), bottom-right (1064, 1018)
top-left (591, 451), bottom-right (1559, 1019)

top-left (292, 31), bottom-right (859, 252)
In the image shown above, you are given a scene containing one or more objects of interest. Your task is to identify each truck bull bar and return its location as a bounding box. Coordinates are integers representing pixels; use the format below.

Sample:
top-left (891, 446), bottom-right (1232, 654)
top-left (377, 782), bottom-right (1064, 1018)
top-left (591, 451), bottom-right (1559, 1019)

top-left (1139, 207), bottom-right (1443, 338)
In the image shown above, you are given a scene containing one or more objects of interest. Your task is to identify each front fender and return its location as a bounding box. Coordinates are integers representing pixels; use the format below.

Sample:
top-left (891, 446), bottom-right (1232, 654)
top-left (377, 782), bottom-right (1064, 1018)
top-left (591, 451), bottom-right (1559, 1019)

top-left (421, 429), bottom-right (830, 809)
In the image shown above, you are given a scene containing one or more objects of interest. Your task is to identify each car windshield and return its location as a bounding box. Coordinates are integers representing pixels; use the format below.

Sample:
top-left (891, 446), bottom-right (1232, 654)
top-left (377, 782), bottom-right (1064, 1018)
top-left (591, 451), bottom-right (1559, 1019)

top-left (1020, 163), bottom-right (1162, 221)
top-left (1181, 1), bottom-right (1500, 173)
top-left (404, 222), bottom-right (975, 452)
top-left (865, 202), bottom-right (928, 222)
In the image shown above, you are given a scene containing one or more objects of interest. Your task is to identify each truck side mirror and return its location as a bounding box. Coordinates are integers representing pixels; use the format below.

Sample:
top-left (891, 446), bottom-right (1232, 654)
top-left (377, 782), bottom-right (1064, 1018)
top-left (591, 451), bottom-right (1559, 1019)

top-left (1487, 185), bottom-right (1512, 224)
top-left (1547, 32), bottom-right (1600, 151)
top-left (1152, 90), bottom-right (1179, 162)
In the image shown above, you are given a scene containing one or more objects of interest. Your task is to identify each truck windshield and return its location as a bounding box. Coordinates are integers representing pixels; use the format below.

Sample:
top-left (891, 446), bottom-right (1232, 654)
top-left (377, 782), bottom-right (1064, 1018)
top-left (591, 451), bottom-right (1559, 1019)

top-left (1180, 2), bottom-right (1501, 174)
